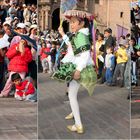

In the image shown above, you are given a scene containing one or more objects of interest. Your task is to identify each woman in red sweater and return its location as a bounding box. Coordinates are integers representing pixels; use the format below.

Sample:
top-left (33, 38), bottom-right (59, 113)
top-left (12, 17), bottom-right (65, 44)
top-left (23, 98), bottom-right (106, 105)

top-left (0, 39), bottom-right (32, 97)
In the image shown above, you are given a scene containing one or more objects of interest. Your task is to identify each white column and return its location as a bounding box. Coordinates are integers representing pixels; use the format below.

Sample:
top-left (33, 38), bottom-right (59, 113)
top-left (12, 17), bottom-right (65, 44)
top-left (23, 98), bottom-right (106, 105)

top-left (45, 10), bottom-right (49, 29)
top-left (41, 10), bottom-right (44, 31)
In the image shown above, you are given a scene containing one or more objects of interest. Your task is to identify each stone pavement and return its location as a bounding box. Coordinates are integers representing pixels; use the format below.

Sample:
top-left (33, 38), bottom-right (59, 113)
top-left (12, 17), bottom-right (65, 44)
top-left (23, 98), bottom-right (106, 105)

top-left (131, 86), bottom-right (140, 139)
top-left (38, 73), bottom-right (130, 139)
top-left (0, 97), bottom-right (37, 140)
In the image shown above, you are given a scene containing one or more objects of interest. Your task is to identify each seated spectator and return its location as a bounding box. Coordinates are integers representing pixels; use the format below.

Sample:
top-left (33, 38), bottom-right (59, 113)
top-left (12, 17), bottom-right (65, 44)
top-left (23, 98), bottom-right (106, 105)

top-left (0, 39), bottom-right (32, 97)
top-left (11, 73), bottom-right (37, 102)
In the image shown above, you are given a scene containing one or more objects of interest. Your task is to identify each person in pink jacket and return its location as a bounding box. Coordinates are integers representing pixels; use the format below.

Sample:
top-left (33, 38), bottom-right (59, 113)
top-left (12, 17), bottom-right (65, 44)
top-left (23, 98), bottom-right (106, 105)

top-left (0, 39), bottom-right (32, 97)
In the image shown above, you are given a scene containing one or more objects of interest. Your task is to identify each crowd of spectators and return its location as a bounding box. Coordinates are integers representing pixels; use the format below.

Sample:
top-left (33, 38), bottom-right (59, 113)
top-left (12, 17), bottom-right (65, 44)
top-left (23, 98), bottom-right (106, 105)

top-left (0, 0), bottom-right (37, 102)
top-left (131, 3), bottom-right (140, 87)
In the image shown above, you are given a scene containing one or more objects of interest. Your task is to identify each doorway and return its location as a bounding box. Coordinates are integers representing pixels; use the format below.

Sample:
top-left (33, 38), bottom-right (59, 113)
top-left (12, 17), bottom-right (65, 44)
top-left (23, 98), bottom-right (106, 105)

top-left (52, 8), bottom-right (69, 32)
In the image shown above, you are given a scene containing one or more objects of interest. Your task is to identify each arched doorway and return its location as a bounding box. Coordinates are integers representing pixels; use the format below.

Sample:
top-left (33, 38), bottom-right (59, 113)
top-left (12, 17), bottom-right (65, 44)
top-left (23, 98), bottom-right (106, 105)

top-left (52, 8), bottom-right (60, 31)
top-left (52, 8), bottom-right (69, 32)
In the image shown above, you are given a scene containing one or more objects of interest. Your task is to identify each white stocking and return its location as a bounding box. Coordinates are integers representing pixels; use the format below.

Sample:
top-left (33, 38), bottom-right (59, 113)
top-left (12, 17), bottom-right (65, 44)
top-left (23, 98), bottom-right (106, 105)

top-left (68, 80), bottom-right (82, 126)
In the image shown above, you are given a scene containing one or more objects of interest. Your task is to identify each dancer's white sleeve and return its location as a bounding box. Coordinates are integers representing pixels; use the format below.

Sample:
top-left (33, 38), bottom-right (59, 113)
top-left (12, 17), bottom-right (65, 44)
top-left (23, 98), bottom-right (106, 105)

top-left (75, 51), bottom-right (91, 72)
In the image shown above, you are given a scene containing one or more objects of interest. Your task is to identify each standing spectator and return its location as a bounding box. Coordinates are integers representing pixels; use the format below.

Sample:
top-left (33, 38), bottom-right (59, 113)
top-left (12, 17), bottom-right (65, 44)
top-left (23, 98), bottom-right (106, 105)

top-left (124, 41), bottom-right (132, 89)
top-left (23, 4), bottom-right (31, 23)
top-left (131, 37), bottom-right (138, 85)
top-left (40, 42), bottom-right (51, 73)
top-left (8, 2), bottom-right (17, 19)
top-left (112, 39), bottom-right (128, 87)
top-left (30, 5), bottom-right (37, 24)
top-left (0, 5), bottom-right (7, 24)
top-left (10, 23), bottom-right (26, 47)
top-left (16, 5), bottom-right (24, 22)
top-left (28, 24), bottom-right (38, 88)
top-left (95, 33), bottom-right (105, 78)
top-left (105, 47), bottom-right (115, 85)
top-left (102, 28), bottom-right (116, 53)
top-left (99, 28), bottom-right (116, 83)
top-left (0, 30), bottom-right (7, 92)
top-left (46, 41), bottom-right (57, 73)
top-left (134, 5), bottom-right (140, 23)
top-left (3, 21), bottom-right (12, 43)
top-left (29, 24), bottom-right (38, 40)
top-left (11, 17), bottom-right (19, 29)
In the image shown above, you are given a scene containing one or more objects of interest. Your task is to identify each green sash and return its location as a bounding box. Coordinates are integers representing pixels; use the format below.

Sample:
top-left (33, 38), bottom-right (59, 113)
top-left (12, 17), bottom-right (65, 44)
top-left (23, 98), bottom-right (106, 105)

top-left (71, 32), bottom-right (91, 55)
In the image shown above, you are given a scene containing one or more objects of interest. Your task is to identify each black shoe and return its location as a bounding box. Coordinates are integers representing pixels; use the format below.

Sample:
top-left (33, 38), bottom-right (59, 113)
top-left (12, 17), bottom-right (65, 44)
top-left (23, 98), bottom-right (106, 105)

top-left (127, 95), bottom-right (130, 100)
top-left (63, 94), bottom-right (69, 104)
top-left (66, 92), bottom-right (68, 96)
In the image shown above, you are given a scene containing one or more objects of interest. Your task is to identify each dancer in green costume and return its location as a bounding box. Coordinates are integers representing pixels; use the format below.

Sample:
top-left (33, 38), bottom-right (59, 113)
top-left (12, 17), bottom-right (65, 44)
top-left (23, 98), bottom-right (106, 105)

top-left (52, 10), bottom-right (97, 134)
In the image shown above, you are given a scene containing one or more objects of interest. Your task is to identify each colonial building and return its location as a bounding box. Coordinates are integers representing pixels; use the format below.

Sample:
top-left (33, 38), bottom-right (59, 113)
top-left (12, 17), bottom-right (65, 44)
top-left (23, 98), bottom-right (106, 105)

top-left (38, 0), bottom-right (94, 31)
top-left (38, 0), bottom-right (130, 40)
top-left (94, 0), bottom-right (130, 40)
top-left (0, 0), bottom-right (37, 4)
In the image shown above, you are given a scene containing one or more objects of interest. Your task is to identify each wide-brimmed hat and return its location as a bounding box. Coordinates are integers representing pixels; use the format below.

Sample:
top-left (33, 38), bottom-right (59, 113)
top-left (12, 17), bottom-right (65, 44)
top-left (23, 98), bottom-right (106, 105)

top-left (3, 21), bottom-right (11, 26)
top-left (30, 24), bottom-right (37, 30)
top-left (14, 17), bottom-right (19, 20)
top-left (25, 22), bottom-right (31, 28)
top-left (17, 23), bottom-right (26, 29)
top-left (29, 24), bottom-right (37, 33)
top-left (23, 4), bottom-right (26, 7)
top-left (63, 10), bottom-right (94, 21)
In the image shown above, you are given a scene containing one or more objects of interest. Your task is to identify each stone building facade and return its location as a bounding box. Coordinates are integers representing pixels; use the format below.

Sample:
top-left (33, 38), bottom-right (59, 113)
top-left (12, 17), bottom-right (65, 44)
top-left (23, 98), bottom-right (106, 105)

top-left (94, 0), bottom-right (130, 40)
top-left (0, 0), bottom-right (36, 5)
top-left (38, 0), bottom-right (94, 31)
top-left (38, 0), bottom-right (130, 40)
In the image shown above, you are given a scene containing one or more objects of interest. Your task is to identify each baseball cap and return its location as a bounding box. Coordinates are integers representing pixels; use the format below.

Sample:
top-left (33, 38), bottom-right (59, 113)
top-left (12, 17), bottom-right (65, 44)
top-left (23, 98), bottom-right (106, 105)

top-left (119, 39), bottom-right (128, 46)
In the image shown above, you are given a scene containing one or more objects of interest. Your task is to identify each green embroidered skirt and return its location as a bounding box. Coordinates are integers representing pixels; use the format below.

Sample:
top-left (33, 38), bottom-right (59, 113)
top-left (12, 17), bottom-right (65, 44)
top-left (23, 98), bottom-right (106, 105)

top-left (51, 62), bottom-right (97, 96)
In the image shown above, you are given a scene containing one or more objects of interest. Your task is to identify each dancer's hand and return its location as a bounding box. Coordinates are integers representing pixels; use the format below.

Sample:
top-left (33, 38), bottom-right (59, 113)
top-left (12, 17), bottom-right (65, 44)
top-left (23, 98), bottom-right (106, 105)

top-left (73, 70), bottom-right (81, 80)
top-left (137, 51), bottom-right (140, 56)
top-left (58, 26), bottom-right (65, 37)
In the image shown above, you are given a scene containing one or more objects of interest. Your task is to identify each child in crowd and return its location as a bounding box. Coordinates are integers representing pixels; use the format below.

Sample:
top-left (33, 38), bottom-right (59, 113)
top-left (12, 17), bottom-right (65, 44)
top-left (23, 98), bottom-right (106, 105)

top-left (40, 42), bottom-right (51, 73)
top-left (112, 39), bottom-right (128, 87)
top-left (95, 33), bottom-right (105, 79)
top-left (105, 47), bottom-right (115, 85)
top-left (11, 73), bottom-right (37, 102)
top-left (45, 41), bottom-right (57, 73)
top-left (131, 38), bottom-right (139, 85)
